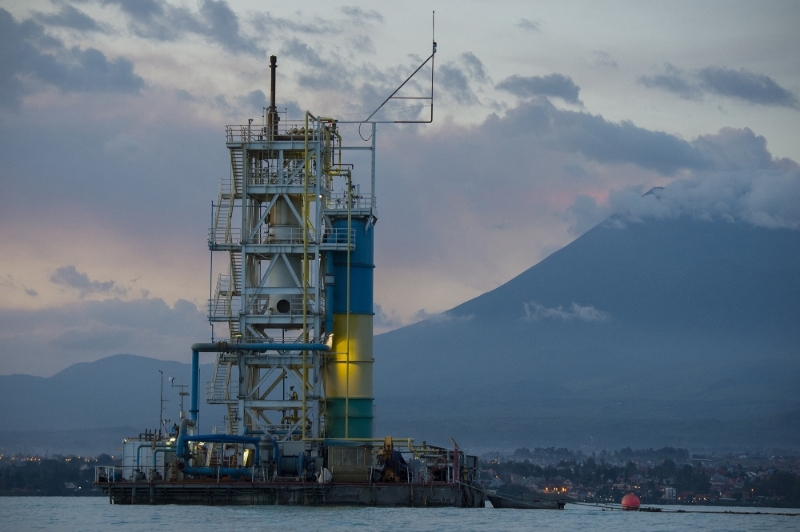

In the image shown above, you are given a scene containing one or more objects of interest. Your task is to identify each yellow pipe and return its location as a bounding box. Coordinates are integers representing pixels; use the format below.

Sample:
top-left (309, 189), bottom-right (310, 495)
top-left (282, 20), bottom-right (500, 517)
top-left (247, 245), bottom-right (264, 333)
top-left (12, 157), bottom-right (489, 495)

top-left (345, 170), bottom-right (351, 438)
top-left (302, 111), bottom-right (316, 440)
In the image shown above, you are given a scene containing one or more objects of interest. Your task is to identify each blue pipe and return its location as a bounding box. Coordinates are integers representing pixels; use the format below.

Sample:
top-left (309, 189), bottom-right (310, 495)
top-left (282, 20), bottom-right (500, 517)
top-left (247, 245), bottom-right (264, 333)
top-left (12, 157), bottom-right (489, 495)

top-left (177, 418), bottom-right (195, 460)
top-left (136, 443), bottom-right (172, 470)
top-left (191, 350), bottom-right (199, 422)
top-left (177, 431), bottom-right (261, 464)
top-left (182, 466), bottom-right (252, 477)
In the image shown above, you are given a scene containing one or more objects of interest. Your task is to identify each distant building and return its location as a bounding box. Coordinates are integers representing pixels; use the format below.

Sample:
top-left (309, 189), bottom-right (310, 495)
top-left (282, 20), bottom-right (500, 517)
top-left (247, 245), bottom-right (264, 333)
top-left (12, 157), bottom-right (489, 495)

top-left (663, 487), bottom-right (676, 500)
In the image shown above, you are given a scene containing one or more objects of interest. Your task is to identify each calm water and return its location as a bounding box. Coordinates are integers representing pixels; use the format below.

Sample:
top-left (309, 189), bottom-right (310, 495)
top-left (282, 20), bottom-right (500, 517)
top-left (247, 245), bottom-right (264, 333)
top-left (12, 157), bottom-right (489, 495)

top-left (1, 497), bottom-right (797, 531)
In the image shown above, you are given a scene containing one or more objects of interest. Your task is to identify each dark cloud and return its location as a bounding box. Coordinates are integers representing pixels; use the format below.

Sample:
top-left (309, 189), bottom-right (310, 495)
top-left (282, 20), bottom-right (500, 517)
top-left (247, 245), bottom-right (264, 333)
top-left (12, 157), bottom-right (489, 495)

top-left (459, 52), bottom-right (489, 84)
top-left (639, 64), bottom-right (703, 99)
top-left (199, 0), bottom-right (260, 55)
top-left (698, 66), bottom-right (799, 109)
top-left (517, 18), bottom-right (540, 31)
top-left (0, 8), bottom-right (143, 107)
top-left (570, 128), bottom-right (800, 232)
top-left (33, 4), bottom-right (107, 32)
top-left (437, 53), bottom-right (490, 106)
top-left (101, 0), bottom-right (164, 22)
top-left (50, 266), bottom-right (122, 298)
top-left (497, 73), bottom-right (583, 105)
top-left (439, 64), bottom-right (477, 105)
top-left (540, 105), bottom-right (709, 173)
top-left (102, 0), bottom-right (263, 55)
top-left (1, 275), bottom-right (38, 298)
top-left (640, 64), bottom-right (799, 109)
top-left (0, 297), bottom-right (209, 375)
top-left (348, 34), bottom-right (376, 54)
top-left (281, 37), bottom-right (327, 68)
top-left (252, 13), bottom-right (336, 35)
top-left (341, 6), bottom-right (384, 24)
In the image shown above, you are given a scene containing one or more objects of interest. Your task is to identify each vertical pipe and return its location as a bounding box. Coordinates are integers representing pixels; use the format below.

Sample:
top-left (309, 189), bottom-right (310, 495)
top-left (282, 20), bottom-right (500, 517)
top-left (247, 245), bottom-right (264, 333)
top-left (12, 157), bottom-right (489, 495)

top-left (371, 123), bottom-right (376, 204)
top-left (190, 350), bottom-right (199, 422)
top-left (268, 55), bottom-right (278, 138)
top-left (345, 172), bottom-right (351, 438)
top-left (325, 253), bottom-right (334, 334)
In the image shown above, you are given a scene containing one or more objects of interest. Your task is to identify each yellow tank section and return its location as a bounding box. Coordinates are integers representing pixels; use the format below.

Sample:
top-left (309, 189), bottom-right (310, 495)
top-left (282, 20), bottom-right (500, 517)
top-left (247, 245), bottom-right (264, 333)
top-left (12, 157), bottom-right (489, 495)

top-left (324, 313), bottom-right (374, 438)
top-left (326, 313), bottom-right (374, 397)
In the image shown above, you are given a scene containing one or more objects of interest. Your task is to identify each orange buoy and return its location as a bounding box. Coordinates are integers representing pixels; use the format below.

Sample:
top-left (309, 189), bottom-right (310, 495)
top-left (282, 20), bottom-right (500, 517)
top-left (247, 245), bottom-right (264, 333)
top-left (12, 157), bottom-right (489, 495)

top-left (621, 493), bottom-right (640, 510)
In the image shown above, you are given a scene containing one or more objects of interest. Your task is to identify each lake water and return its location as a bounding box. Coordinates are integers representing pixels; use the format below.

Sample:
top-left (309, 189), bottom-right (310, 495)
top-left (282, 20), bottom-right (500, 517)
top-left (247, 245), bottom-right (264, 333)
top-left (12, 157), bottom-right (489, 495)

top-left (1, 497), bottom-right (798, 531)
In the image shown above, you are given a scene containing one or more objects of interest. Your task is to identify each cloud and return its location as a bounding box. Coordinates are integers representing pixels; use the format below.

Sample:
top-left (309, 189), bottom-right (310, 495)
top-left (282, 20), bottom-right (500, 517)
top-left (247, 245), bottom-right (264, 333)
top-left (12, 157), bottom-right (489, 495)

top-left (496, 99), bottom-right (709, 174)
top-left (439, 64), bottom-right (478, 105)
top-left (497, 73), bottom-right (583, 105)
top-left (0, 8), bottom-right (144, 106)
top-left (517, 18), bottom-right (540, 32)
top-left (348, 34), bottom-right (376, 54)
top-left (438, 53), bottom-right (490, 106)
top-left (199, 0), bottom-right (260, 55)
top-left (593, 51), bottom-right (618, 69)
top-left (1, 275), bottom-right (38, 298)
top-left (101, 0), bottom-right (264, 55)
top-left (569, 128), bottom-right (800, 232)
top-left (252, 12), bottom-right (336, 35)
top-left (50, 266), bottom-right (123, 298)
top-left (33, 4), bottom-right (107, 33)
top-left (640, 64), bottom-right (799, 109)
top-left (101, 0), bottom-right (163, 22)
top-left (522, 301), bottom-right (609, 322)
top-left (281, 37), bottom-right (327, 69)
top-left (698, 66), bottom-right (799, 109)
top-left (0, 297), bottom-right (209, 376)
top-left (639, 63), bottom-right (700, 99)
top-left (341, 6), bottom-right (383, 24)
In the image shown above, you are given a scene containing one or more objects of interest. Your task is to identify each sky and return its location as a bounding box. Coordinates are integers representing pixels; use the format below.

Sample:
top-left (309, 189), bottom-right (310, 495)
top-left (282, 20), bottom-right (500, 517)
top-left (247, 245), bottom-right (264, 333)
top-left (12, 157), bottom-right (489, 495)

top-left (1, 0), bottom-right (799, 376)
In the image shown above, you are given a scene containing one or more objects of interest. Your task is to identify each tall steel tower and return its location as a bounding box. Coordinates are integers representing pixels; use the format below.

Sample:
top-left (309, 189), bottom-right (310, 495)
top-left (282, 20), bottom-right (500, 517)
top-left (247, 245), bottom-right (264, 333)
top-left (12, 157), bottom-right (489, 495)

top-left (204, 56), bottom-right (378, 440)
top-left (197, 41), bottom-right (435, 443)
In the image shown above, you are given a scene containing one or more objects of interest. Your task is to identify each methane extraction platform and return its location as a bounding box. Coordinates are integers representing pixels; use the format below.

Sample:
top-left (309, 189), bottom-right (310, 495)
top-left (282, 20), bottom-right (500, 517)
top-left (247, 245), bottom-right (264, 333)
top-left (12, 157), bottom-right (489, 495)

top-left (95, 43), bottom-right (486, 507)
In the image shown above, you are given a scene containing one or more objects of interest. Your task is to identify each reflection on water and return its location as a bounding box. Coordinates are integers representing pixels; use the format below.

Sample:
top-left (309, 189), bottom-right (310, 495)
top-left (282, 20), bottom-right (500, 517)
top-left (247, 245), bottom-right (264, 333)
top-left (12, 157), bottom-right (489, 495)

top-left (1, 497), bottom-right (798, 532)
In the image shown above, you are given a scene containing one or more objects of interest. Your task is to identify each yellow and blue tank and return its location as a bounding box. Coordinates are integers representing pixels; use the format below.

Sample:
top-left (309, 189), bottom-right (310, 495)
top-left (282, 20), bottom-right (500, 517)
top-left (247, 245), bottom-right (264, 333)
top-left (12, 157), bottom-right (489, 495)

top-left (324, 216), bottom-right (374, 439)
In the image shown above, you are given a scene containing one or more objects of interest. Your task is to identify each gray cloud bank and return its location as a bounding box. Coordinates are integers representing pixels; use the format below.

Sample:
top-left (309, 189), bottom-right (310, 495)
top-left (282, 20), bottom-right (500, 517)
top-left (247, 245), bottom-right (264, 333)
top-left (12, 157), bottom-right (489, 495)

top-left (640, 64), bottom-right (799, 109)
top-left (570, 128), bottom-right (800, 233)
top-left (50, 266), bottom-right (123, 298)
top-left (0, 296), bottom-right (209, 376)
top-left (101, 0), bottom-right (263, 55)
top-left (0, 8), bottom-right (143, 107)
top-left (497, 73), bottom-right (583, 105)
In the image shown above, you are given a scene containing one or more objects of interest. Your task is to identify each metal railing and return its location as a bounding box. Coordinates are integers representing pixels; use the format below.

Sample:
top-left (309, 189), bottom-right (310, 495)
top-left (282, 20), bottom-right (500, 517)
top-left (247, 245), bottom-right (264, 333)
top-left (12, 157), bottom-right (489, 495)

top-left (205, 380), bottom-right (238, 402)
top-left (242, 226), bottom-right (354, 246)
top-left (226, 121), bottom-right (319, 143)
top-left (208, 227), bottom-right (241, 246)
top-left (327, 193), bottom-right (376, 210)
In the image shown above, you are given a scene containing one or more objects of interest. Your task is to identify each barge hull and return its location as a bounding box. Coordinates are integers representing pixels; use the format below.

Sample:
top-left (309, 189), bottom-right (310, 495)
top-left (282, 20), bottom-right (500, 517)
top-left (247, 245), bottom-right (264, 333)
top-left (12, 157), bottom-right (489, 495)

top-left (99, 481), bottom-right (485, 507)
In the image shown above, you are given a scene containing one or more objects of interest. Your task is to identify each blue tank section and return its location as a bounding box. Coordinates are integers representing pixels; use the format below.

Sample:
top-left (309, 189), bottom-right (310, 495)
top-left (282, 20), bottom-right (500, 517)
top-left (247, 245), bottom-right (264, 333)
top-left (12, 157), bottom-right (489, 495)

top-left (331, 217), bottom-right (374, 315)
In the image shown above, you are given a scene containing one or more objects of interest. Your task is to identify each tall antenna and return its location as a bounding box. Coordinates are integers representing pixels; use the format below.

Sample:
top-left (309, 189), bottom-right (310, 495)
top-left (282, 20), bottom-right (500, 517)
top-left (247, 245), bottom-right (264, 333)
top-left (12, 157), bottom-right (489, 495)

top-left (364, 11), bottom-right (437, 123)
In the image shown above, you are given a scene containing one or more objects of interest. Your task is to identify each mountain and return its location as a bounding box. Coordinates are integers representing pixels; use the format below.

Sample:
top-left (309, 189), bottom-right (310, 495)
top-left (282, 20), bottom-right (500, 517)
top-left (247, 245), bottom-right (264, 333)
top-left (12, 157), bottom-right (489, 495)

top-left (373, 217), bottom-right (800, 448)
top-left (0, 354), bottom-right (224, 433)
top-left (1, 217), bottom-right (798, 453)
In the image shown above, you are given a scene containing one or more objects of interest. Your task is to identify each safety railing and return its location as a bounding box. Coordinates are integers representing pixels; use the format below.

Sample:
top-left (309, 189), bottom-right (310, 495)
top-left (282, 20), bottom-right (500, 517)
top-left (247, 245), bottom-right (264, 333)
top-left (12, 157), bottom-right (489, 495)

top-left (327, 193), bottom-right (376, 210)
top-left (205, 380), bottom-right (238, 403)
top-left (95, 466), bottom-right (122, 483)
top-left (208, 296), bottom-right (238, 319)
top-left (208, 227), bottom-right (241, 246)
top-left (243, 226), bottom-right (354, 246)
top-left (226, 121), bottom-right (320, 143)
